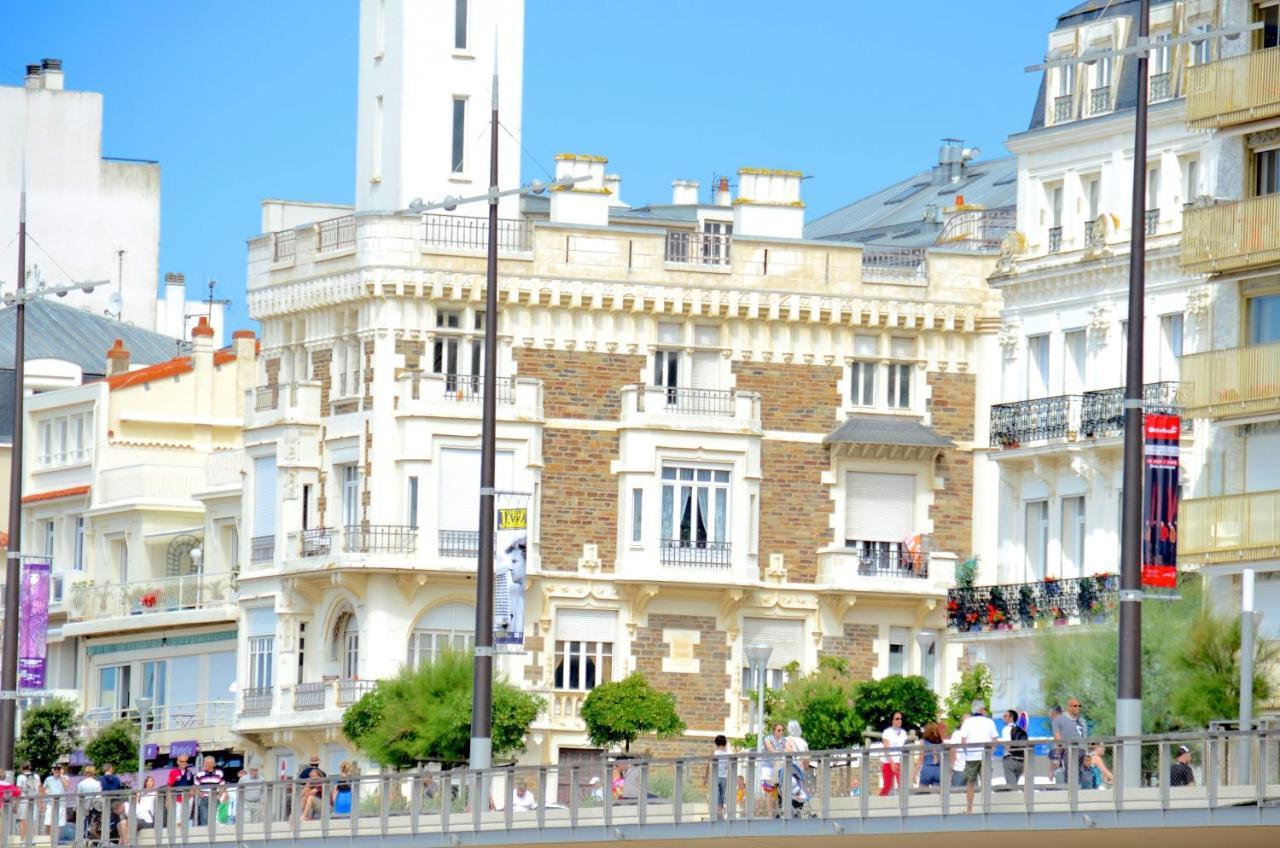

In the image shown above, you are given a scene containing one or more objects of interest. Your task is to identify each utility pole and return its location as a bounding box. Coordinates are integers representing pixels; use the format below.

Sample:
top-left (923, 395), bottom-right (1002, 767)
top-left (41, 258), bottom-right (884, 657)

top-left (469, 62), bottom-right (501, 776)
top-left (0, 179), bottom-right (28, 771)
top-left (1116, 0), bottom-right (1151, 781)
top-left (1239, 568), bottom-right (1255, 781)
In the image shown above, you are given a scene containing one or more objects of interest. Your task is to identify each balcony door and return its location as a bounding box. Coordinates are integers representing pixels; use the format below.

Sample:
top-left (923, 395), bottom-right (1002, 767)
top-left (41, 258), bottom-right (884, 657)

top-left (1063, 329), bottom-right (1086, 394)
top-left (1248, 293), bottom-right (1280, 345)
top-left (1024, 500), bottom-right (1049, 581)
top-left (1027, 334), bottom-right (1050, 400)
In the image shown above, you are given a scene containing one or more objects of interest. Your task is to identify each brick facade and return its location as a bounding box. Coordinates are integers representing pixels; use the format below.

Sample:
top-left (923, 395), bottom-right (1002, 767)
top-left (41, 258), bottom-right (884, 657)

top-left (311, 347), bottom-right (333, 416)
top-left (820, 623), bottom-right (879, 680)
top-left (539, 428), bottom-right (619, 572)
top-left (264, 357), bottom-right (281, 388)
top-left (632, 613), bottom-right (730, 733)
top-left (926, 372), bottom-right (976, 558)
top-left (758, 441), bottom-right (832, 583)
top-left (395, 338), bottom-right (425, 372)
top-left (362, 339), bottom-right (375, 409)
top-left (514, 348), bottom-right (645, 420)
top-left (730, 361), bottom-right (841, 433)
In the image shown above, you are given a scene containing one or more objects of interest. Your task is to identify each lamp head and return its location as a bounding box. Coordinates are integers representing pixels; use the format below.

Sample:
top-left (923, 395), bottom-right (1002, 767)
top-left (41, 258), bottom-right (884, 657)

top-left (529, 180), bottom-right (546, 195)
top-left (745, 643), bottom-right (773, 668)
top-left (443, 196), bottom-right (460, 212)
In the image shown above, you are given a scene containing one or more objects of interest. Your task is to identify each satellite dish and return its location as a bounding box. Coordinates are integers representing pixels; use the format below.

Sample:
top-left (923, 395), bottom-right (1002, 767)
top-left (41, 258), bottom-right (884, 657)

top-left (106, 292), bottom-right (122, 317)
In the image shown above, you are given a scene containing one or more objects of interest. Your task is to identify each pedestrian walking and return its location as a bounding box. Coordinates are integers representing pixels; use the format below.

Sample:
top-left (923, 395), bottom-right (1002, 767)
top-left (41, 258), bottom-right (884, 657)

top-left (959, 700), bottom-right (999, 813)
top-left (1052, 698), bottom-right (1088, 786)
top-left (912, 722), bottom-right (944, 789)
top-left (879, 712), bottom-right (908, 796)
top-left (1000, 709), bottom-right (1027, 789)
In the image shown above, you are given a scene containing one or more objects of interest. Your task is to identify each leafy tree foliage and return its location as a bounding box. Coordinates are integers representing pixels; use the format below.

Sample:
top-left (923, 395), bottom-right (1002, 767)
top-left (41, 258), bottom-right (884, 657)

top-left (944, 664), bottom-right (994, 730)
top-left (16, 698), bottom-right (81, 775)
top-left (343, 652), bottom-right (544, 768)
top-left (766, 656), bottom-right (862, 750)
top-left (851, 675), bottom-right (939, 741)
top-left (1033, 576), bottom-right (1274, 733)
top-left (85, 720), bottom-right (138, 773)
top-left (580, 672), bottom-right (686, 752)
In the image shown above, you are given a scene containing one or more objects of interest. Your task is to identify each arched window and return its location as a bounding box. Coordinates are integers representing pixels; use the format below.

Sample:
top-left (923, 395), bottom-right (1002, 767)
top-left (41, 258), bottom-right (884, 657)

top-left (331, 607), bottom-right (359, 679)
top-left (407, 602), bottom-right (475, 668)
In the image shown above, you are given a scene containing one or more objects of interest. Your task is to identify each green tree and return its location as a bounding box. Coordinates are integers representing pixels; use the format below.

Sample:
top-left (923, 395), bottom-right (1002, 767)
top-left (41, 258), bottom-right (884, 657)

top-left (851, 675), bottom-right (939, 741)
top-left (943, 664), bottom-right (994, 730)
top-left (85, 720), bottom-right (139, 772)
top-left (1172, 608), bottom-right (1278, 728)
top-left (766, 655), bottom-right (862, 751)
top-left (342, 652), bottom-right (544, 768)
top-left (16, 698), bottom-right (81, 775)
top-left (580, 672), bottom-right (686, 753)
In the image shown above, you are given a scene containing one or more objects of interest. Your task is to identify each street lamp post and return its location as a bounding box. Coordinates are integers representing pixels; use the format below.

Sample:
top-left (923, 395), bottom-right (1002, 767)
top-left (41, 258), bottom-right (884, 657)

top-left (136, 697), bottom-right (152, 789)
top-left (0, 175), bottom-right (109, 770)
top-left (745, 644), bottom-right (773, 753)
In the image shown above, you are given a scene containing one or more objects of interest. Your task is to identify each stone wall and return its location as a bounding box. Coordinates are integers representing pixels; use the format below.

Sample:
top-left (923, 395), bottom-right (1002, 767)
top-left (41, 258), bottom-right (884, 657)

top-left (395, 338), bottom-right (425, 372)
top-left (514, 349), bottom-right (644, 420)
top-left (540, 428), bottom-right (619, 572)
top-left (632, 613), bottom-right (729, 732)
top-left (820, 623), bottom-right (879, 680)
top-left (730, 361), bottom-right (841, 433)
top-left (758, 441), bottom-right (832, 583)
top-left (264, 357), bottom-right (281, 388)
top-left (310, 347), bottom-right (333, 416)
top-left (926, 372), bottom-right (977, 558)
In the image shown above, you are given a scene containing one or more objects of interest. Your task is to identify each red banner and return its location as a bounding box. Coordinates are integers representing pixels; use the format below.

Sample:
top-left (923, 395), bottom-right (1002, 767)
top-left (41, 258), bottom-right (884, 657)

top-left (1141, 413), bottom-right (1180, 590)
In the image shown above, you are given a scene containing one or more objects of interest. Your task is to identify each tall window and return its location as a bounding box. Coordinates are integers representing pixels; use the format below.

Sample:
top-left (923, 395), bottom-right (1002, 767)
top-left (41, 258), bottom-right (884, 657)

top-left (408, 603), bottom-right (475, 667)
top-left (1261, 2), bottom-right (1279, 50)
top-left (341, 465), bottom-right (361, 529)
top-left (407, 476), bottom-right (419, 529)
top-left (454, 0), bottom-right (468, 50)
top-left (1025, 500), bottom-right (1049, 581)
top-left (850, 335), bottom-right (877, 407)
top-left (1027, 334), bottom-right (1050, 399)
top-left (661, 466), bottom-right (729, 548)
top-left (1256, 147), bottom-right (1280, 198)
top-left (844, 472), bottom-right (916, 569)
top-left (248, 636), bottom-right (274, 690)
top-left (1248, 293), bottom-right (1280, 345)
top-left (1190, 24), bottom-right (1212, 65)
top-left (98, 665), bottom-right (131, 717)
top-left (653, 322), bottom-right (681, 399)
top-left (1057, 62), bottom-right (1075, 98)
top-left (43, 520), bottom-right (55, 557)
top-left (1147, 167), bottom-right (1161, 212)
top-left (451, 97), bottom-right (466, 173)
top-left (142, 660), bottom-right (167, 717)
top-left (919, 632), bottom-right (939, 690)
top-left (1084, 176), bottom-right (1101, 222)
top-left (1183, 157), bottom-right (1200, 205)
top-left (73, 516), bottom-right (85, 570)
top-left (1159, 313), bottom-right (1183, 380)
top-left (343, 616), bottom-right (359, 679)
top-left (1152, 31), bottom-right (1171, 75)
top-left (886, 337), bottom-right (913, 409)
top-left (631, 488), bottom-right (643, 544)
top-left (1064, 329), bottom-right (1086, 393)
top-left (1061, 496), bottom-right (1086, 578)
top-left (888, 627), bottom-right (909, 676)
top-left (554, 609), bottom-right (617, 692)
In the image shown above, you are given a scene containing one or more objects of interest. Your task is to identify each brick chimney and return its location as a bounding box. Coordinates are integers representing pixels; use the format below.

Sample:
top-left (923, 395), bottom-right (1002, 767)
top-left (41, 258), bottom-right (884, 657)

top-left (231, 329), bottom-right (258, 411)
top-left (714, 176), bottom-right (732, 207)
top-left (106, 339), bottom-right (130, 377)
top-left (549, 154), bottom-right (610, 227)
top-left (732, 167), bottom-right (805, 239)
top-left (192, 317), bottom-right (214, 418)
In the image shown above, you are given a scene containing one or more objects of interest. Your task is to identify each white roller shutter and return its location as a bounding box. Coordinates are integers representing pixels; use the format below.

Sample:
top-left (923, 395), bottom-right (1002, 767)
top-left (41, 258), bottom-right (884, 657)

top-left (437, 448), bottom-right (515, 531)
top-left (845, 472), bottom-right (915, 542)
top-left (743, 617), bottom-right (804, 668)
top-left (419, 602), bottom-right (474, 631)
top-left (693, 325), bottom-right (720, 347)
top-left (691, 351), bottom-right (719, 390)
top-left (555, 609), bottom-right (618, 642)
top-left (253, 456), bottom-right (277, 538)
top-left (245, 606), bottom-right (277, 638)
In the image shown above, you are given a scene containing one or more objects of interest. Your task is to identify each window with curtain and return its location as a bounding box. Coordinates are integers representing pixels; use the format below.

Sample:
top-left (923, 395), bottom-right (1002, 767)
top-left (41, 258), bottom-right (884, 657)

top-left (660, 466), bottom-right (730, 547)
top-left (553, 609), bottom-right (617, 691)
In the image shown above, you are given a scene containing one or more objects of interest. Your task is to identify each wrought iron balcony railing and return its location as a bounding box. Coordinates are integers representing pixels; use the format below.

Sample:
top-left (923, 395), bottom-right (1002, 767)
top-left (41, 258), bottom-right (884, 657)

top-left (934, 207), bottom-right (1016, 252)
top-left (438, 529), bottom-right (496, 558)
top-left (1145, 208), bottom-right (1160, 236)
top-left (660, 539), bottom-right (731, 567)
top-left (1080, 381), bottom-right (1182, 439)
top-left (422, 214), bottom-right (532, 252)
top-left (250, 535), bottom-right (275, 565)
top-left (438, 374), bottom-right (517, 404)
top-left (1053, 95), bottom-right (1074, 124)
top-left (846, 545), bottom-right (929, 579)
top-left (1149, 72), bottom-right (1172, 102)
top-left (989, 395), bottom-right (1078, 448)
top-left (343, 524), bottom-right (417, 554)
top-left (948, 574), bottom-right (1119, 633)
top-left (317, 215), bottom-right (355, 253)
top-left (991, 383), bottom-right (1184, 449)
top-left (637, 385), bottom-right (736, 416)
top-left (1090, 86), bottom-right (1111, 115)
top-left (664, 230), bottom-right (731, 266)
top-left (301, 528), bottom-right (333, 557)
top-left (1048, 226), bottom-right (1063, 254)
top-left (293, 682), bottom-right (328, 711)
top-left (861, 247), bottom-right (927, 282)
top-left (271, 229), bottom-right (296, 263)
top-left (241, 686), bottom-right (273, 716)
top-left (1084, 217), bottom-right (1105, 249)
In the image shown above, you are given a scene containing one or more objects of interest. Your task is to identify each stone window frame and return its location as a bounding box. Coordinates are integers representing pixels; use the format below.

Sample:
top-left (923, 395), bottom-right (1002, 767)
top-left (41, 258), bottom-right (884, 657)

top-left (650, 320), bottom-right (727, 393)
top-left (431, 307), bottom-right (486, 379)
top-left (839, 333), bottom-right (922, 416)
top-left (831, 455), bottom-right (929, 555)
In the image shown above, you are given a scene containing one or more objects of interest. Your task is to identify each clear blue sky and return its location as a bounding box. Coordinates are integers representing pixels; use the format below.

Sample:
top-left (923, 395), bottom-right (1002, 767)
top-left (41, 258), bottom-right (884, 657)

top-left (4, 1), bottom-right (1051, 334)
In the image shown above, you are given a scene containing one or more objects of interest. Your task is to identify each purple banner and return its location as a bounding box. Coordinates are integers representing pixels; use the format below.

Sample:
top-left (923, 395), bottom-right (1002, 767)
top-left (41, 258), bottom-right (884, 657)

top-left (18, 558), bottom-right (51, 689)
top-left (169, 740), bottom-right (200, 759)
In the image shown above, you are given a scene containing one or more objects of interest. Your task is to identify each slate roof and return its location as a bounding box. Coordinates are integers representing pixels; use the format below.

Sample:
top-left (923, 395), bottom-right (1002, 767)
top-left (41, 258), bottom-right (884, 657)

top-left (0, 299), bottom-right (186, 373)
top-left (804, 156), bottom-right (1017, 247)
top-left (824, 415), bottom-right (954, 449)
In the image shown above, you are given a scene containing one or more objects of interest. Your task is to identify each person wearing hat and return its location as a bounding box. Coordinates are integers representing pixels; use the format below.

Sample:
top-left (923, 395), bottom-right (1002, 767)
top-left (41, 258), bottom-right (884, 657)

top-left (238, 762), bottom-right (265, 824)
top-left (1170, 745), bottom-right (1195, 787)
top-left (41, 763), bottom-right (71, 837)
top-left (585, 775), bottom-right (604, 803)
top-left (297, 756), bottom-right (327, 822)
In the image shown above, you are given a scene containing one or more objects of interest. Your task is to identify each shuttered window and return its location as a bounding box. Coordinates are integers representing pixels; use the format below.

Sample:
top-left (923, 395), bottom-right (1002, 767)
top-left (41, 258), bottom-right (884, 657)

top-left (845, 472), bottom-right (915, 543)
top-left (742, 617), bottom-right (804, 691)
top-left (437, 448), bottom-right (515, 531)
top-left (253, 456), bottom-right (277, 538)
top-left (690, 351), bottom-right (719, 389)
top-left (555, 609), bottom-right (618, 641)
top-left (555, 610), bottom-right (617, 691)
top-left (245, 606), bottom-right (277, 638)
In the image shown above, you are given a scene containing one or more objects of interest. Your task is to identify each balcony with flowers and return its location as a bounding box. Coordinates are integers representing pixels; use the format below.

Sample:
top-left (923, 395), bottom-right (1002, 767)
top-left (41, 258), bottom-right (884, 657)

top-left (946, 573), bottom-right (1119, 638)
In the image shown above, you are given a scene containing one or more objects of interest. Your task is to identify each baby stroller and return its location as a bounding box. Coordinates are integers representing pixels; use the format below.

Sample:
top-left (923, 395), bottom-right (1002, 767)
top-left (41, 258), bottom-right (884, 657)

top-left (786, 760), bottom-right (810, 816)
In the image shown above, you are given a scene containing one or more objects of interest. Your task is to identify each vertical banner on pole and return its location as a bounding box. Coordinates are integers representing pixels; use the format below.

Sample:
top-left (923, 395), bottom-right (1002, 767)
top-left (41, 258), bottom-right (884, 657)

top-left (1141, 413), bottom-right (1180, 591)
top-left (18, 557), bottom-right (51, 689)
top-left (493, 493), bottom-right (529, 651)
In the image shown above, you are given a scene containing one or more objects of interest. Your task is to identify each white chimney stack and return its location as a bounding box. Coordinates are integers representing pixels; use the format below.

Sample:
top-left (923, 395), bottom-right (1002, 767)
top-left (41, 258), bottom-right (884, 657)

top-left (604, 174), bottom-right (628, 208)
top-left (671, 179), bottom-right (700, 205)
top-left (39, 58), bottom-right (63, 91)
top-left (24, 64), bottom-right (42, 89)
top-left (550, 153), bottom-right (610, 227)
top-left (732, 167), bottom-right (805, 239)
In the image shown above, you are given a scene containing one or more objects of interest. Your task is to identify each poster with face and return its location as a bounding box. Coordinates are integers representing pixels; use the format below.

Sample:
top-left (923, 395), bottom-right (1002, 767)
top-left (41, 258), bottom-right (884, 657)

top-left (19, 558), bottom-right (51, 689)
top-left (493, 502), bottom-right (528, 648)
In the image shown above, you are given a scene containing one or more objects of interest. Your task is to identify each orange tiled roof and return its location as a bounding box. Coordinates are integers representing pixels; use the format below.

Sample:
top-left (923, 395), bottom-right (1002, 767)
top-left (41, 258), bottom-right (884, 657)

top-left (22, 485), bottom-right (91, 504)
top-left (106, 348), bottom-right (238, 391)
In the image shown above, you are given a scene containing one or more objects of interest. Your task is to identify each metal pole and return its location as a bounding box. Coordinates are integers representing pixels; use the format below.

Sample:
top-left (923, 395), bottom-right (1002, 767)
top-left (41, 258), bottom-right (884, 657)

top-left (1116, 0), bottom-right (1151, 787)
top-left (755, 665), bottom-right (765, 753)
top-left (0, 177), bottom-right (28, 771)
top-left (469, 61), bottom-right (500, 775)
top-left (1239, 568), bottom-right (1255, 782)
top-left (138, 704), bottom-right (147, 790)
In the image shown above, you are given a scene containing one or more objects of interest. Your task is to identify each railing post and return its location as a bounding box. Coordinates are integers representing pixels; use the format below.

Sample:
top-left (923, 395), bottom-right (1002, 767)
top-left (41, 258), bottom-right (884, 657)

top-left (568, 765), bottom-right (579, 828)
top-left (673, 760), bottom-right (684, 824)
top-left (470, 771), bottom-right (482, 833)
top-left (638, 762), bottom-right (648, 825)
top-left (379, 769), bottom-right (390, 836)
top-left (1067, 742), bottom-right (1079, 812)
top-left (1255, 731), bottom-right (1266, 807)
top-left (940, 743), bottom-right (951, 816)
top-left (1207, 733), bottom-right (1219, 809)
top-left (289, 779), bottom-right (300, 840)
top-left (1023, 740), bottom-right (1035, 814)
top-left (980, 744), bottom-right (993, 814)
top-left (603, 757), bottom-right (613, 830)
top-left (536, 766), bottom-right (548, 830)
top-left (818, 754), bottom-right (830, 821)
top-left (1159, 742), bottom-right (1170, 810)
top-left (859, 748), bottom-right (871, 819)
top-left (899, 746), bottom-right (910, 817)
top-left (503, 767), bottom-right (514, 831)
top-left (441, 772), bottom-right (451, 834)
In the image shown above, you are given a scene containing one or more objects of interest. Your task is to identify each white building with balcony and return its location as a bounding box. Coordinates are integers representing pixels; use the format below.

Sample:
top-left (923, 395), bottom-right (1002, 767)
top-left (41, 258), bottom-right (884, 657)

top-left (957, 0), bottom-right (1224, 711)
top-left (19, 319), bottom-right (258, 761)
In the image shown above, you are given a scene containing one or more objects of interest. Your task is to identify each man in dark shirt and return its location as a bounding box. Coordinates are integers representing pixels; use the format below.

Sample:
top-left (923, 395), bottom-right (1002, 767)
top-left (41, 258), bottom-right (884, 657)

top-left (297, 756), bottom-right (327, 821)
top-left (99, 764), bottom-right (123, 792)
top-left (1170, 745), bottom-right (1195, 787)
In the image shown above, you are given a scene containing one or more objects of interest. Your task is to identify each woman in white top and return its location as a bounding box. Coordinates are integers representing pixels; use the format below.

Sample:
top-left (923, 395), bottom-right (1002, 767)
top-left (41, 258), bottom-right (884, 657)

top-left (879, 712), bottom-right (909, 796)
top-left (135, 776), bottom-right (157, 829)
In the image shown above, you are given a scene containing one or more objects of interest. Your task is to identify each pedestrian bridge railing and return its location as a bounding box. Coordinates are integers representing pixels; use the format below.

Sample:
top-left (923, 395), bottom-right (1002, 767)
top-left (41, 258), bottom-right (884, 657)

top-left (3, 729), bottom-right (1278, 847)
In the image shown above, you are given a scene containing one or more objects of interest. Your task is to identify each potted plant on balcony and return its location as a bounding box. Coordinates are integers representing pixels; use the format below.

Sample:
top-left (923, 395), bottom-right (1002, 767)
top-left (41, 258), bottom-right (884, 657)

top-left (140, 590), bottom-right (159, 610)
top-left (1077, 576), bottom-right (1098, 621)
top-left (988, 587), bottom-right (1012, 631)
top-left (1017, 584), bottom-right (1038, 629)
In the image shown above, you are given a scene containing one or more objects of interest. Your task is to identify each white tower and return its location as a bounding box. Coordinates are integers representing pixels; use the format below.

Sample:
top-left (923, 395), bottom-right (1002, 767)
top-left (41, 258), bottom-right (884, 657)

top-left (356, 0), bottom-right (525, 217)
